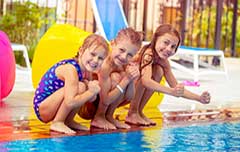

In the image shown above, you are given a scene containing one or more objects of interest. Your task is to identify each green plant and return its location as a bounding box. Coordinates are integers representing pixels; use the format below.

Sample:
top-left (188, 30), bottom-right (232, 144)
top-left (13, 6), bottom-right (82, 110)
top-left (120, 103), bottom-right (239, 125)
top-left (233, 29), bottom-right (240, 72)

top-left (184, 4), bottom-right (240, 57)
top-left (0, 1), bottom-right (55, 65)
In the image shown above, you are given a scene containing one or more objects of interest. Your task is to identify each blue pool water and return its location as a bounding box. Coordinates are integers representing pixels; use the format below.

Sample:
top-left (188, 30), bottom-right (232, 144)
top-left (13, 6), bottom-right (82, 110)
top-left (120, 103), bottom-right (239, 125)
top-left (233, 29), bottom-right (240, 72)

top-left (1, 121), bottom-right (240, 152)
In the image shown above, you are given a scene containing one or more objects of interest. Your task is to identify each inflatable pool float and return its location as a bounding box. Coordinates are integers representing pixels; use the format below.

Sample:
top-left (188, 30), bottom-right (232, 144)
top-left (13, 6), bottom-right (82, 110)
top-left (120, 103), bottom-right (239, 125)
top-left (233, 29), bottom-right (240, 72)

top-left (0, 31), bottom-right (16, 101)
top-left (32, 24), bottom-right (91, 88)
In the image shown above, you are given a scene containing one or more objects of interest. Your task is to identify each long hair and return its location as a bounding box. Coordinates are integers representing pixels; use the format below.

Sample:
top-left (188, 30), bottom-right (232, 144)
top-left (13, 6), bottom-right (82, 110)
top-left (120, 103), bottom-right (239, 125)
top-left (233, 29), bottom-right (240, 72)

top-left (139, 24), bottom-right (181, 75)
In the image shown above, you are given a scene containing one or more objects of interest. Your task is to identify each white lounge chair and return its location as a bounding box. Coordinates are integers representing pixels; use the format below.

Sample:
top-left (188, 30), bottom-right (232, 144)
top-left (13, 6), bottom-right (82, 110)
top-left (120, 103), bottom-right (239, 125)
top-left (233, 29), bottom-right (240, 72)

top-left (170, 46), bottom-right (228, 81)
top-left (11, 43), bottom-right (31, 73)
top-left (11, 43), bottom-right (33, 91)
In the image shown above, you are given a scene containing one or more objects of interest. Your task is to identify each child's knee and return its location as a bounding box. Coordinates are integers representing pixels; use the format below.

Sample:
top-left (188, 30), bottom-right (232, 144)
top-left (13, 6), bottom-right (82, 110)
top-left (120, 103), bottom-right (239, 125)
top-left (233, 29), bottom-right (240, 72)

top-left (153, 66), bottom-right (163, 82)
top-left (78, 82), bottom-right (87, 94)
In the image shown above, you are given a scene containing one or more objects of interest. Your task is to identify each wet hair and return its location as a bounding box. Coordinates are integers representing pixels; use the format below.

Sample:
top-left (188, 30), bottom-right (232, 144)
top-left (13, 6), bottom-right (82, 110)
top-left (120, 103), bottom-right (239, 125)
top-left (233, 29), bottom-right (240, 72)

top-left (139, 24), bottom-right (181, 75)
top-left (114, 27), bottom-right (143, 48)
top-left (75, 34), bottom-right (109, 58)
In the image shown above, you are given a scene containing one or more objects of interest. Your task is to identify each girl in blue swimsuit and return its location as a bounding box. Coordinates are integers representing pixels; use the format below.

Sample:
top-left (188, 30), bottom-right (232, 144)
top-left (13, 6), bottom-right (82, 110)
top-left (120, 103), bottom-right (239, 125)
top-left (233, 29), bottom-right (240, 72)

top-left (33, 34), bottom-right (109, 134)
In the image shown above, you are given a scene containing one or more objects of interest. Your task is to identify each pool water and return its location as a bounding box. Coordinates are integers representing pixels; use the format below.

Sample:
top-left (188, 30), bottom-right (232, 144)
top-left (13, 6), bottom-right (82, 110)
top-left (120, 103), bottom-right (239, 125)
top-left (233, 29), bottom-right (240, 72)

top-left (1, 121), bottom-right (240, 152)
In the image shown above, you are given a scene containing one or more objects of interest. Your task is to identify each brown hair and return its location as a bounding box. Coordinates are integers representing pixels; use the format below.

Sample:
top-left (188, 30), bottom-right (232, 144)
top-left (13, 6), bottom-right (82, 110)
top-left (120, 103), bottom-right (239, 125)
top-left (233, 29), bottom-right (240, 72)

top-left (139, 24), bottom-right (181, 74)
top-left (75, 34), bottom-right (109, 57)
top-left (114, 27), bottom-right (143, 48)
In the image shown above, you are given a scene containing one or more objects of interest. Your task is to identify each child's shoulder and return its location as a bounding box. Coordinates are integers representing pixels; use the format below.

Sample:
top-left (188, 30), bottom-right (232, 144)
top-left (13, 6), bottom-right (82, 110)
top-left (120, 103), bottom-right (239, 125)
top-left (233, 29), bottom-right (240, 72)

top-left (142, 48), bottom-right (153, 55)
top-left (56, 59), bottom-right (80, 73)
top-left (99, 61), bottom-right (112, 78)
top-left (141, 48), bottom-right (153, 64)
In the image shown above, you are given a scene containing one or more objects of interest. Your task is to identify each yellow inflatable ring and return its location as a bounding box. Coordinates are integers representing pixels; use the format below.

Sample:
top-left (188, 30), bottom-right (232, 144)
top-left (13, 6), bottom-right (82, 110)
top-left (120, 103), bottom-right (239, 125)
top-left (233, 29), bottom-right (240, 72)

top-left (32, 24), bottom-right (91, 88)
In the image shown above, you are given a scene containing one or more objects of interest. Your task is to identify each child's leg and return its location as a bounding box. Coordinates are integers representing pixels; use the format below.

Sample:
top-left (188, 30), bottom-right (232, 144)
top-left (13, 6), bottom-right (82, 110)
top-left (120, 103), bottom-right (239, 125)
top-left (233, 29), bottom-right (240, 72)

top-left (138, 89), bottom-right (156, 125)
top-left (91, 72), bottom-right (121, 130)
top-left (65, 82), bottom-right (89, 131)
top-left (106, 72), bottom-right (126, 127)
top-left (125, 80), bottom-right (148, 125)
top-left (45, 83), bottom-right (86, 134)
top-left (77, 79), bottom-right (98, 120)
top-left (126, 65), bottom-right (163, 125)
top-left (106, 95), bottom-right (130, 129)
top-left (65, 108), bottom-right (89, 131)
top-left (107, 79), bottom-right (136, 128)
top-left (39, 88), bottom-right (75, 134)
top-left (53, 81), bottom-right (89, 119)
top-left (139, 65), bottom-right (163, 125)
top-left (39, 88), bottom-right (65, 123)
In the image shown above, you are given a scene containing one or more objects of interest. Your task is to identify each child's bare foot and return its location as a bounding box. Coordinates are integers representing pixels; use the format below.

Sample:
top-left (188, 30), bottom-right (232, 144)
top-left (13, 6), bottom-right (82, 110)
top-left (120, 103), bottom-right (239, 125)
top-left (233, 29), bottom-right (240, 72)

top-left (50, 121), bottom-right (76, 134)
top-left (91, 117), bottom-right (116, 130)
top-left (106, 116), bottom-right (130, 129)
top-left (66, 121), bottom-right (89, 131)
top-left (141, 114), bottom-right (156, 126)
top-left (125, 113), bottom-right (148, 125)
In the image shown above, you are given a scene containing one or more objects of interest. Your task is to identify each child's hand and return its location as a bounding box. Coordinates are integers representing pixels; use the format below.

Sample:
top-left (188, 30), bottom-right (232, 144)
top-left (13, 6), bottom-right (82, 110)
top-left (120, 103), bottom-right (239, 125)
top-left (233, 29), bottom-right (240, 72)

top-left (88, 80), bottom-right (101, 94)
top-left (125, 63), bottom-right (140, 81)
top-left (173, 84), bottom-right (184, 97)
top-left (199, 91), bottom-right (210, 104)
top-left (89, 95), bottom-right (97, 103)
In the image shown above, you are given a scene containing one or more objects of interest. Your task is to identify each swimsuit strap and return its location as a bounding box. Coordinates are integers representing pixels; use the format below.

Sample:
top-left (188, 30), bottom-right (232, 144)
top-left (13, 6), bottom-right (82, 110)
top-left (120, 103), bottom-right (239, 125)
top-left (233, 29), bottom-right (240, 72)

top-left (58, 59), bottom-right (83, 81)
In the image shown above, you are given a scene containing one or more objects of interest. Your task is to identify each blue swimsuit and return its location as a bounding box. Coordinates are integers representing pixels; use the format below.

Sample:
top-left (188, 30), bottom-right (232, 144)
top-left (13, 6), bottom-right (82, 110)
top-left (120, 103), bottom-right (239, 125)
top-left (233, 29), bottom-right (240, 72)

top-left (33, 59), bottom-right (83, 121)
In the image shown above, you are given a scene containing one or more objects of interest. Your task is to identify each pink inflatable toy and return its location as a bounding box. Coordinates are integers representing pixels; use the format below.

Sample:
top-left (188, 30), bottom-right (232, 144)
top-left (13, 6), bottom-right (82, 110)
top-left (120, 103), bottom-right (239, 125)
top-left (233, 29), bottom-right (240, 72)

top-left (182, 80), bottom-right (200, 87)
top-left (0, 31), bottom-right (16, 101)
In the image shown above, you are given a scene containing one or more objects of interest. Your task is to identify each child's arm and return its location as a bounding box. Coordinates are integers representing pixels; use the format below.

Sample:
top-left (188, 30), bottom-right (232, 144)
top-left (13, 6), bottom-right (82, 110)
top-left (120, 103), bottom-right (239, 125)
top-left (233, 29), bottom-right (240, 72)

top-left (162, 60), bottom-right (178, 87)
top-left (163, 60), bottom-right (210, 104)
top-left (57, 64), bottom-right (99, 108)
top-left (141, 63), bottom-right (181, 97)
top-left (139, 49), bottom-right (181, 96)
top-left (182, 90), bottom-right (211, 104)
top-left (98, 67), bottom-right (132, 106)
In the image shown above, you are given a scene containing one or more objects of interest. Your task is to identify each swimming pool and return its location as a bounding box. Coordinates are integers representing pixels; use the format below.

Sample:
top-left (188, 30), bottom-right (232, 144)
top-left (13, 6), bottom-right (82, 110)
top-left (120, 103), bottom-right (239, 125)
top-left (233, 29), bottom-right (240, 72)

top-left (1, 121), bottom-right (240, 152)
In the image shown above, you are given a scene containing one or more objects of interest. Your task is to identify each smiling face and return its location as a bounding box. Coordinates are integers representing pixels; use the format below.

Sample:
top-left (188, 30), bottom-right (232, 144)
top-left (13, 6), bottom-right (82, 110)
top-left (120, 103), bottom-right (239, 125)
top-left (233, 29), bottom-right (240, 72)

top-left (111, 40), bottom-right (139, 66)
top-left (154, 33), bottom-right (179, 59)
top-left (81, 45), bottom-right (107, 72)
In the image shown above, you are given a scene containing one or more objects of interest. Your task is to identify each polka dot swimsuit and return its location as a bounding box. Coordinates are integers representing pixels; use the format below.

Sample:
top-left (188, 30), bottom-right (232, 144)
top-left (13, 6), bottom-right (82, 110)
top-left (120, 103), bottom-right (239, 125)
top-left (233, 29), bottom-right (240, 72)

top-left (33, 59), bottom-right (83, 121)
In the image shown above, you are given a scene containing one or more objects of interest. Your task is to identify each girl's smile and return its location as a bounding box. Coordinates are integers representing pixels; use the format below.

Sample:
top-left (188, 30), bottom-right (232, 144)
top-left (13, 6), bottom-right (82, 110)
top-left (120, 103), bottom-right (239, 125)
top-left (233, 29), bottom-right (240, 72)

top-left (155, 33), bottom-right (179, 59)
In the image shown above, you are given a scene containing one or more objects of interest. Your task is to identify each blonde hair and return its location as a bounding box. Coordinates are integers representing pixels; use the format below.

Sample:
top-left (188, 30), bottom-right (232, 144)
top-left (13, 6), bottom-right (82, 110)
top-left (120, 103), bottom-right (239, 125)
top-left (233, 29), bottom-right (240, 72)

top-left (114, 27), bottom-right (143, 48)
top-left (76, 34), bottom-right (109, 57)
